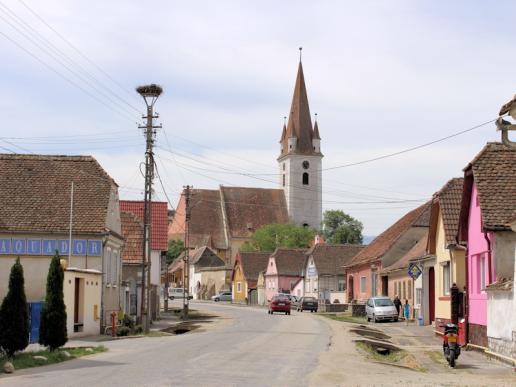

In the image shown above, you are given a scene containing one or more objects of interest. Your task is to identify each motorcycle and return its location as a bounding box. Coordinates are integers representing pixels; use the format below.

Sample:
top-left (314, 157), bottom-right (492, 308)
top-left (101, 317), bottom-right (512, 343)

top-left (442, 323), bottom-right (461, 367)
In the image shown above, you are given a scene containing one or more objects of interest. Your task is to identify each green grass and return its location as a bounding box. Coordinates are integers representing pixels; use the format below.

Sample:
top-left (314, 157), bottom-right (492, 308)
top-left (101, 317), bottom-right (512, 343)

top-left (356, 342), bottom-right (425, 371)
top-left (1, 346), bottom-right (107, 371)
top-left (321, 313), bottom-right (366, 324)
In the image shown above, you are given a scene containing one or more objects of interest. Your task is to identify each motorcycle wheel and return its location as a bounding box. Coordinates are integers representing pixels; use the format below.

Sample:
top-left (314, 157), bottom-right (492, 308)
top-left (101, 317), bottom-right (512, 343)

top-left (449, 349), bottom-right (456, 367)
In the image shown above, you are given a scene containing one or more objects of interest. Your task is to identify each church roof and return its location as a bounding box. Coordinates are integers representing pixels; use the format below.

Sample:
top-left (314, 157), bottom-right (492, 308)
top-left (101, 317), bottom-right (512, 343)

top-left (279, 61), bottom-right (320, 157)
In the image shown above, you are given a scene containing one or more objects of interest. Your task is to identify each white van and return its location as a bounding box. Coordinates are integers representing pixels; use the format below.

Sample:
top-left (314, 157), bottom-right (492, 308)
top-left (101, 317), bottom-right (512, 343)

top-left (168, 288), bottom-right (187, 300)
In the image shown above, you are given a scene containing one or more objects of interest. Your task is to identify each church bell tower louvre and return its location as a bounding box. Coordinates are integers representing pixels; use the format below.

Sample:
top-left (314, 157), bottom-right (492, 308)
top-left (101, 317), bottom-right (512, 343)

top-left (278, 50), bottom-right (323, 231)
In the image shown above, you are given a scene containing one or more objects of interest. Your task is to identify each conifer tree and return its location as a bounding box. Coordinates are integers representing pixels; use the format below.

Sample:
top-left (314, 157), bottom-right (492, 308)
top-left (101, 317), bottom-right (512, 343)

top-left (39, 251), bottom-right (67, 351)
top-left (0, 257), bottom-right (29, 358)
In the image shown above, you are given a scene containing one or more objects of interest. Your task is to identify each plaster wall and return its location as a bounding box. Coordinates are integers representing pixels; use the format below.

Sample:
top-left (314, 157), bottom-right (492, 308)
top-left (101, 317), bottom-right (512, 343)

top-left (63, 270), bottom-right (102, 337)
top-left (347, 263), bottom-right (381, 302)
top-left (291, 278), bottom-right (304, 298)
top-left (493, 231), bottom-right (516, 278)
top-left (279, 154), bottom-right (322, 230)
top-left (232, 263), bottom-right (246, 302)
top-left (257, 272), bottom-right (266, 305)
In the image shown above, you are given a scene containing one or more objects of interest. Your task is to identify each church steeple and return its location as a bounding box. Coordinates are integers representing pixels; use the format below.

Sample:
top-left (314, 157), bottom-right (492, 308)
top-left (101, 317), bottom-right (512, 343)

top-left (279, 53), bottom-right (319, 157)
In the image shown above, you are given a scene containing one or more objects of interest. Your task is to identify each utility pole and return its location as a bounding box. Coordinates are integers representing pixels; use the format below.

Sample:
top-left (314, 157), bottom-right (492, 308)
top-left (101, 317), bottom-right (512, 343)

top-left (182, 185), bottom-right (192, 319)
top-left (137, 84), bottom-right (162, 333)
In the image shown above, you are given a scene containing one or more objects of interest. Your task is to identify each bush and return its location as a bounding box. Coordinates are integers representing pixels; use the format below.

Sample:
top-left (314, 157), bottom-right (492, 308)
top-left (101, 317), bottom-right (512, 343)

top-left (133, 325), bottom-right (143, 334)
top-left (121, 314), bottom-right (134, 329)
top-left (39, 252), bottom-right (67, 351)
top-left (116, 326), bottom-right (131, 337)
top-left (0, 257), bottom-right (29, 357)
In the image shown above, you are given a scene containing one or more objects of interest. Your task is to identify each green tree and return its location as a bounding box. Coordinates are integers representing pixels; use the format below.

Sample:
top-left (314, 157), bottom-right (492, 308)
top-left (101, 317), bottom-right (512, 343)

top-left (246, 223), bottom-right (315, 252)
top-left (166, 239), bottom-right (184, 265)
top-left (0, 257), bottom-right (29, 358)
top-left (39, 252), bottom-right (67, 351)
top-left (323, 210), bottom-right (363, 244)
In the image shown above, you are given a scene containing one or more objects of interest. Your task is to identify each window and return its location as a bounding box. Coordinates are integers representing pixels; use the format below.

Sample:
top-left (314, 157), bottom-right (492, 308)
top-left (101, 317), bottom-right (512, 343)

top-left (302, 172), bottom-right (309, 185)
top-left (479, 253), bottom-right (486, 291)
top-left (443, 261), bottom-right (450, 295)
top-left (416, 288), bottom-right (422, 306)
top-left (408, 280), bottom-right (412, 299)
top-left (402, 281), bottom-right (406, 300)
top-left (282, 174), bottom-right (285, 187)
top-left (360, 276), bottom-right (366, 293)
top-left (112, 250), bottom-right (118, 287)
top-left (282, 163), bottom-right (285, 171)
top-left (106, 248), bottom-right (112, 285)
top-left (338, 278), bottom-right (345, 292)
top-left (237, 282), bottom-right (242, 293)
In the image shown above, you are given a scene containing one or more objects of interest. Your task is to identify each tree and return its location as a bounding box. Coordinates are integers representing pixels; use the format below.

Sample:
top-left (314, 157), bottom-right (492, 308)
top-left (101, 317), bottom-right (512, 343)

top-left (166, 239), bottom-right (184, 265)
top-left (0, 257), bottom-right (29, 358)
top-left (39, 251), bottom-right (67, 351)
top-left (323, 210), bottom-right (363, 244)
top-left (245, 223), bottom-right (315, 252)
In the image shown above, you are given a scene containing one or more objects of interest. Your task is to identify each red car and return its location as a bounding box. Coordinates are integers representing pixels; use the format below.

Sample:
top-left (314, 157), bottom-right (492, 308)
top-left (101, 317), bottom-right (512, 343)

top-left (268, 295), bottom-right (291, 315)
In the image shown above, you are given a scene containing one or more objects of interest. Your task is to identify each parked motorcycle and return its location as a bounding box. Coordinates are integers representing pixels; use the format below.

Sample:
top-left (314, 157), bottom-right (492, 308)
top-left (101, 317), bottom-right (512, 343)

top-left (442, 323), bottom-right (461, 367)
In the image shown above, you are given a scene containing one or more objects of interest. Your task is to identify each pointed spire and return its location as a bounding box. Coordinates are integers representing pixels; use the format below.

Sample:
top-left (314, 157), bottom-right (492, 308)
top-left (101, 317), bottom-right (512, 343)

top-left (280, 117), bottom-right (287, 142)
top-left (313, 113), bottom-right (321, 140)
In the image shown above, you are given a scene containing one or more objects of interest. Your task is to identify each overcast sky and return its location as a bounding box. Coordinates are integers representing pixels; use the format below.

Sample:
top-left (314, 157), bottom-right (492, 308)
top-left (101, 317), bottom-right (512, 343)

top-left (1, 1), bottom-right (515, 236)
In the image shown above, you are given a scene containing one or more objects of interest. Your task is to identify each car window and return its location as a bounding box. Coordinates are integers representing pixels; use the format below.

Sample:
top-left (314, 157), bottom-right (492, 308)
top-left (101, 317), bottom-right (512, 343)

top-left (304, 297), bottom-right (316, 301)
top-left (374, 298), bottom-right (394, 307)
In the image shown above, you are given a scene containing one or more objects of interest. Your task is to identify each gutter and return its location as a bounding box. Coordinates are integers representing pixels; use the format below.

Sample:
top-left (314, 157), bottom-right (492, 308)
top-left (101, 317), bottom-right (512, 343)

top-left (484, 231), bottom-right (493, 284)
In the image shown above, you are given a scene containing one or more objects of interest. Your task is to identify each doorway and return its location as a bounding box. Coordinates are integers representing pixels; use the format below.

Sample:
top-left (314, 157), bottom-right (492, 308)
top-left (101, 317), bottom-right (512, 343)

top-left (429, 267), bottom-right (435, 323)
top-left (74, 278), bottom-right (84, 333)
top-left (381, 276), bottom-right (389, 296)
top-left (348, 276), bottom-right (354, 302)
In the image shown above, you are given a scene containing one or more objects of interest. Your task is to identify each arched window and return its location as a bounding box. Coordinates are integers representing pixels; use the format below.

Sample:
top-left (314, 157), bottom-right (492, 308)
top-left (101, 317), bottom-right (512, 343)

top-left (302, 172), bottom-right (309, 185)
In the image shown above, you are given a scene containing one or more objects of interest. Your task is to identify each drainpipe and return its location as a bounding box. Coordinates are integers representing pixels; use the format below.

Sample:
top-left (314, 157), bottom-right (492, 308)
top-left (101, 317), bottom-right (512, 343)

top-left (483, 232), bottom-right (493, 284)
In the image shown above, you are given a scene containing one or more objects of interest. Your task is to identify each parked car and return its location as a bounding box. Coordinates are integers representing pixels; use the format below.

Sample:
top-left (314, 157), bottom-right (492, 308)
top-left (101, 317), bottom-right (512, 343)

top-left (297, 296), bottom-right (318, 312)
top-left (365, 296), bottom-right (398, 322)
top-left (268, 295), bottom-right (291, 315)
top-left (168, 288), bottom-right (193, 300)
top-left (277, 293), bottom-right (299, 308)
top-left (211, 291), bottom-right (232, 302)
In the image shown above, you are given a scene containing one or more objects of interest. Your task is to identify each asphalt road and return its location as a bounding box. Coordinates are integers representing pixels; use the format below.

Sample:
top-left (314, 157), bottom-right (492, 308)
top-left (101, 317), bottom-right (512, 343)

top-left (2, 301), bottom-right (330, 387)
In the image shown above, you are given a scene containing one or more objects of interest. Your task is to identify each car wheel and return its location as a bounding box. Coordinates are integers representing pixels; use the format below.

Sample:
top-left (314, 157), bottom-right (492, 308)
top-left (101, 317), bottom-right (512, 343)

top-left (393, 317), bottom-right (398, 322)
top-left (372, 314), bottom-right (377, 323)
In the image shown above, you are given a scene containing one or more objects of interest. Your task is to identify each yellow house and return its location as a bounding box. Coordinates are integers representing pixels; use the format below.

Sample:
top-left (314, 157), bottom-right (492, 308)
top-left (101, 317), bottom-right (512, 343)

top-left (427, 178), bottom-right (466, 330)
top-left (232, 251), bottom-right (270, 304)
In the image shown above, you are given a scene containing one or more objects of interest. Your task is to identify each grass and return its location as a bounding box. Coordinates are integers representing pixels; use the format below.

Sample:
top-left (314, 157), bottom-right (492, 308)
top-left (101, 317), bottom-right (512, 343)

top-left (356, 342), bottom-right (425, 372)
top-left (321, 313), bottom-right (366, 324)
top-left (1, 346), bottom-right (106, 372)
top-left (425, 350), bottom-right (448, 367)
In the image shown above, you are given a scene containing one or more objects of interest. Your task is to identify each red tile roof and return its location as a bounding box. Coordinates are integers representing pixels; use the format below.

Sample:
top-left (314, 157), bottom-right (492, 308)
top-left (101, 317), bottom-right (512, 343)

top-left (0, 154), bottom-right (117, 234)
top-left (381, 231), bottom-right (428, 274)
top-left (237, 251), bottom-right (271, 284)
top-left (120, 200), bottom-right (168, 251)
top-left (346, 202), bottom-right (431, 267)
top-left (307, 244), bottom-right (365, 275)
top-left (271, 248), bottom-right (307, 276)
top-left (120, 211), bottom-right (143, 264)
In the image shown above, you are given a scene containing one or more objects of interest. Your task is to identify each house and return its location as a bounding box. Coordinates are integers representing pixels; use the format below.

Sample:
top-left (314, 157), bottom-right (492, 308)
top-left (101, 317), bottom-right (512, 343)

top-left (381, 232), bottom-right (428, 319)
top-left (232, 251), bottom-right (270, 304)
top-left (257, 271), bottom-right (266, 305)
top-left (458, 142), bottom-right (516, 353)
top-left (188, 246), bottom-right (230, 300)
top-left (120, 200), bottom-right (168, 321)
top-left (168, 187), bottom-right (289, 267)
top-left (304, 244), bottom-right (364, 303)
top-left (264, 248), bottom-right (306, 302)
top-left (344, 202), bottom-right (431, 302)
top-left (423, 178), bottom-right (466, 329)
top-left (0, 154), bottom-right (123, 336)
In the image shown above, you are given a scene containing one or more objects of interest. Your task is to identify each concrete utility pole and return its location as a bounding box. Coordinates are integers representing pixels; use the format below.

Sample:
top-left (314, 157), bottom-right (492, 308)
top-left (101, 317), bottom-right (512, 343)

top-left (137, 84), bottom-right (162, 333)
top-left (182, 185), bottom-right (192, 319)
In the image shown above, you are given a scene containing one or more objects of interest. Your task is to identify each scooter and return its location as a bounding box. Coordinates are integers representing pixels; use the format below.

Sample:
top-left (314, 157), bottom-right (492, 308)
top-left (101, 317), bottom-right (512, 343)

top-left (442, 323), bottom-right (461, 367)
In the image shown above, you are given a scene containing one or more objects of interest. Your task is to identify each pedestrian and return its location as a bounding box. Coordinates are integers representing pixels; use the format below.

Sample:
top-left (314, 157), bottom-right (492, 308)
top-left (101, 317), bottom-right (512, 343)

top-left (403, 299), bottom-right (410, 326)
top-left (393, 295), bottom-right (401, 318)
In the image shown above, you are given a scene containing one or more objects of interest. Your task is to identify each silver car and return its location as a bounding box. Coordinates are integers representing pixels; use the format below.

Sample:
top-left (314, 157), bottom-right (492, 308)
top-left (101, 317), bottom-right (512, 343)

top-left (365, 297), bottom-right (398, 322)
top-left (211, 291), bottom-right (232, 302)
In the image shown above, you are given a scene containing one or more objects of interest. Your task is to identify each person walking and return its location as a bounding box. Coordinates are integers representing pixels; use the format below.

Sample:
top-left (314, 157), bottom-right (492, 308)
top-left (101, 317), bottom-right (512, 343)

top-left (403, 299), bottom-right (410, 326)
top-left (393, 295), bottom-right (401, 318)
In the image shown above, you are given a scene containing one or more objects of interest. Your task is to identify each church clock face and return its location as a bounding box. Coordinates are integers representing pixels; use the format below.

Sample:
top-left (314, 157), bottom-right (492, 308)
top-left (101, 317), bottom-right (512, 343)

top-left (302, 160), bottom-right (310, 169)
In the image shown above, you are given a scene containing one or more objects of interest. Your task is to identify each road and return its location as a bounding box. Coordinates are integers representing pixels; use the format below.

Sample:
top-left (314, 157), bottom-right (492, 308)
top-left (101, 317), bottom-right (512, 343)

top-left (1, 301), bottom-right (330, 387)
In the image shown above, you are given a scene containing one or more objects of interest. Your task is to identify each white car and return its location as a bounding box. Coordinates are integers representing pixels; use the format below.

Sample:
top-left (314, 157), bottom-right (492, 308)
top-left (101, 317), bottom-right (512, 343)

top-left (211, 291), bottom-right (232, 302)
top-left (365, 297), bottom-right (398, 322)
top-left (168, 288), bottom-right (192, 300)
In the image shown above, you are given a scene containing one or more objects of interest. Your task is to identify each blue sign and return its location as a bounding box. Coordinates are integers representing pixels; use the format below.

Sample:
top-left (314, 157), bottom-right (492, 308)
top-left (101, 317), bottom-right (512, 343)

top-left (0, 237), bottom-right (102, 256)
top-left (42, 239), bottom-right (56, 255)
top-left (407, 263), bottom-right (422, 280)
top-left (12, 239), bottom-right (27, 255)
top-left (0, 239), bottom-right (11, 254)
top-left (27, 239), bottom-right (42, 255)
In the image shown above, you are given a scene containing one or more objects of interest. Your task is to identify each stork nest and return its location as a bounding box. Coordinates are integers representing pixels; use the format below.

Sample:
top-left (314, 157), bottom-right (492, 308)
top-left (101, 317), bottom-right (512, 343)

top-left (136, 84), bottom-right (163, 97)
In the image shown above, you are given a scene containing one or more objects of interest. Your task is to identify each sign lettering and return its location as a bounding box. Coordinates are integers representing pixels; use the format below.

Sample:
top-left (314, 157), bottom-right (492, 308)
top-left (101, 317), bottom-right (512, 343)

top-left (0, 237), bottom-right (102, 256)
top-left (27, 239), bottom-right (41, 255)
top-left (0, 239), bottom-right (10, 254)
top-left (12, 239), bottom-right (26, 255)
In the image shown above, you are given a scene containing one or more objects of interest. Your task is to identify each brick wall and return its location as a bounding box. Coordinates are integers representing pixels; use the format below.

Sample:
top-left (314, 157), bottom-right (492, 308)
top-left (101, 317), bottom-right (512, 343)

top-left (468, 323), bottom-right (488, 347)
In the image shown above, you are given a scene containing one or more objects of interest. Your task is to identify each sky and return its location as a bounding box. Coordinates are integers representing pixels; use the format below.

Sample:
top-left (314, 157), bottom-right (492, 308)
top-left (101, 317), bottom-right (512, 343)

top-left (0, 0), bottom-right (515, 237)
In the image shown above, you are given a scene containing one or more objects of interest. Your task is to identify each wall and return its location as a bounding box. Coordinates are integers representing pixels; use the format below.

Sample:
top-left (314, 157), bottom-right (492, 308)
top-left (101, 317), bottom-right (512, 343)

top-left (232, 263), bottom-right (246, 302)
top-left (257, 272), bottom-right (266, 305)
top-left (278, 275), bottom-right (301, 294)
top-left (291, 279), bottom-right (304, 298)
top-left (279, 154), bottom-right (322, 230)
top-left (493, 231), bottom-right (516, 278)
top-left (151, 250), bottom-right (161, 286)
top-left (388, 271), bottom-right (414, 313)
top-left (487, 289), bottom-right (514, 357)
top-left (63, 270), bottom-right (102, 337)
top-left (467, 184), bottom-right (492, 327)
top-left (347, 262), bottom-right (381, 302)
top-left (264, 257), bottom-right (278, 301)
top-left (102, 235), bottom-right (123, 327)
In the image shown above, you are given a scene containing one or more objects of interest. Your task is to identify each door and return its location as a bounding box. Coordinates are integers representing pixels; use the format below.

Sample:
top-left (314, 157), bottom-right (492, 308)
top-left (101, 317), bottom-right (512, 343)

top-left (429, 267), bottom-right (435, 323)
top-left (29, 302), bottom-right (43, 344)
top-left (371, 270), bottom-right (377, 296)
top-left (348, 276), bottom-right (354, 302)
top-left (381, 276), bottom-right (388, 296)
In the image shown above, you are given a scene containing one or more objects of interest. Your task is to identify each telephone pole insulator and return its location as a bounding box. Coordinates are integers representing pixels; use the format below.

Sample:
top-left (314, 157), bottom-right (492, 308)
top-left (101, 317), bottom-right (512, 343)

top-left (136, 83), bottom-right (163, 333)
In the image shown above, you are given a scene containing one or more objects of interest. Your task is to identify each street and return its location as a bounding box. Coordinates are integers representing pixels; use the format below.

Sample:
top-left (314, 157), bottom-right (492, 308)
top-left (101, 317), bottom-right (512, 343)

top-left (1, 301), bottom-right (330, 387)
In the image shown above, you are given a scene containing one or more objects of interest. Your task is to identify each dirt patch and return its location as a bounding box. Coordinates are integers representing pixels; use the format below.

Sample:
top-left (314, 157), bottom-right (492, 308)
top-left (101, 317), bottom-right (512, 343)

top-left (161, 321), bottom-right (208, 335)
top-left (350, 328), bottom-right (391, 341)
top-left (355, 340), bottom-right (425, 372)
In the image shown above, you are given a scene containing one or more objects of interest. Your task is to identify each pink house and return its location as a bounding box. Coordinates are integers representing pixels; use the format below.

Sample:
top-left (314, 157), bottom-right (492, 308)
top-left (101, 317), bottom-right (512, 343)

top-left (264, 248), bottom-right (306, 302)
top-left (458, 142), bottom-right (516, 349)
top-left (345, 202), bottom-right (430, 302)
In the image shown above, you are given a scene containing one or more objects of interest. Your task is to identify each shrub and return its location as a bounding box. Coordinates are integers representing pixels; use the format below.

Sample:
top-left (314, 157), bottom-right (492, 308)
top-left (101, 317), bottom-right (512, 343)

top-left (39, 252), bottom-right (67, 351)
top-left (0, 257), bottom-right (29, 357)
top-left (116, 326), bottom-right (130, 337)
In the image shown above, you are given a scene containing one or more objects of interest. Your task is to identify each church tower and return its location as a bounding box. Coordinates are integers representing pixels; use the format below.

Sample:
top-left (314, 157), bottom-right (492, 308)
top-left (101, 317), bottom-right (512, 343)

top-left (278, 55), bottom-right (323, 230)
